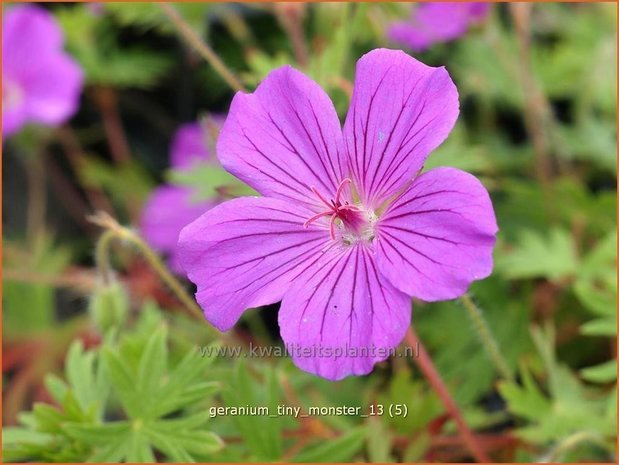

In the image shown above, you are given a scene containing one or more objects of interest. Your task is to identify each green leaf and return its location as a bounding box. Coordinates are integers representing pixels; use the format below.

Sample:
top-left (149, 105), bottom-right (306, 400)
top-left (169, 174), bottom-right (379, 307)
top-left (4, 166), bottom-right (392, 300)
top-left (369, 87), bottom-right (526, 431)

top-left (63, 422), bottom-right (130, 445)
top-left (2, 427), bottom-right (54, 446)
top-left (501, 324), bottom-right (615, 445)
top-left (263, 368), bottom-right (283, 459)
top-left (3, 235), bottom-right (72, 334)
top-left (499, 366), bottom-right (551, 421)
top-left (580, 317), bottom-right (617, 337)
top-left (169, 430), bottom-right (223, 456)
top-left (44, 376), bottom-right (69, 406)
top-left (221, 361), bottom-right (282, 460)
top-left (87, 438), bottom-right (127, 463)
top-left (32, 404), bottom-right (65, 434)
top-left (581, 360), bottom-right (617, 384)
top-left (102, 348), bottom-right (140, 418)
top-left (80, 157), bottom-right (154, 208)
top-left (150, 411), bottom-right (211, 432)
top-left (65, 341), bottom-right (109, 419)
top-left (144, 428), bottom-right (194, 463)
top-left (126, 431), bottom-right (155, 463)
top-left (293, 427), bottom-right (366, 462)
top-left (496, 228), bottom-right (578, 280)
top-left (366, 419), bottom-right (394, 462)
top-left (153, 347), bottom-right (216, 417)
top-left (137, 325), bottom-right (168, 412)
top-left (167, 164), bottom-right (254, 199)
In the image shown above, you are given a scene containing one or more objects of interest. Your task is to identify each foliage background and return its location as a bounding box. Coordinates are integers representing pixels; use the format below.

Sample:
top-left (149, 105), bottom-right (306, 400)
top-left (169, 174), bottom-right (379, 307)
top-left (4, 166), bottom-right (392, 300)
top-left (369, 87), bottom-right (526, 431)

top-left (2, 2), bottom-right (617, 463)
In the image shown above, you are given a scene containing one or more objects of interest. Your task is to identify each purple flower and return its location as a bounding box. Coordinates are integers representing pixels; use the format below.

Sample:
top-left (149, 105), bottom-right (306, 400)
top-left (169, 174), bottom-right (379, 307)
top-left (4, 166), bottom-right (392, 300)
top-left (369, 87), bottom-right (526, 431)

top-left (179, 49), bottom-right (497, 380)
top-left (2, 5), bottom-right (83, 136)
top-left (140, 122), bottom-right (220, 273)
top-left (389, 3), bottom-right (490, 52)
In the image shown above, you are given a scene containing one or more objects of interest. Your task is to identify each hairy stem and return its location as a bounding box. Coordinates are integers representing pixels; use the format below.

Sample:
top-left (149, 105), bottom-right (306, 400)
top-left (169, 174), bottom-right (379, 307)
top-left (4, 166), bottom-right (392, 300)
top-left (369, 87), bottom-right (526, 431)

top-left (89, 211), bottom-right (205, 321)
top-left (405, 326), bottom-right (491, 463)
top-left (57, 124), bottom-right (115, 215)
top-left (160, 3), bottom-right (246, 92)
top-left (461, 294), bottom-right (514, 382)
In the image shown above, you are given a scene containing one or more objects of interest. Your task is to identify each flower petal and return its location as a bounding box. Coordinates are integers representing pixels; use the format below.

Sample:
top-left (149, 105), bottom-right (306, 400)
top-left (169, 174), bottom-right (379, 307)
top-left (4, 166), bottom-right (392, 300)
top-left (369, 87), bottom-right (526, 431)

top-left (170, 123), bottom-right (209, 170)
top-left (178, 197), bottom-right (330, 331)
top-left (389, 3), bottom-right (490, 52)
top-left (387, 22), bottom-right (436, 53)
top-left (279, 245), bottom-right (411, 381)
top-left (2, 5), bottom-right (64, 71)
top-left (343, 49), bottom-right (458, 208)
top-left (2, 95), bottom-right (27, 137)
top-left (140, 185), bottom-right (217, 274)
top-left (20, 54), bottom-right (83, 125)
top-left (217, 66), bottom-right (345, 208)
top-left (376, 167), bottom-right (497, 301)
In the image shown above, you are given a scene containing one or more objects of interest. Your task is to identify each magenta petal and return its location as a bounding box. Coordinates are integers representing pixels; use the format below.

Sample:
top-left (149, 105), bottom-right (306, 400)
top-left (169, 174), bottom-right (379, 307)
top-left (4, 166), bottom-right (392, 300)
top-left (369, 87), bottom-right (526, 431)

top-left (20, 54), bottom-right (83, 126)
top-left (178, 197), bottom-right (331, 331)
top-left (389, 3), bottom-right (489, 52)
top-left (2, 93), bottom-right (27, 137)
top-left (140, 185), bottom-right (217, 274)
top-left (279, 246), bottom-right (411, 381)
top-left (170, 123), bottom-right (210, 170)
top-left (342, 49), bottom-right (459, 208)
top-left (468, 3), bottom-right (491, 21)
top-left (2, 5), bottom-right (83, 133)
top-left (217, 66), bottom-right (345, 208)
top-left (2, 5), bottom-right (63, 69)
top-left (387, 22), bottom-right (435, 53)
top-left (376, 167), bottom-right (498, 301)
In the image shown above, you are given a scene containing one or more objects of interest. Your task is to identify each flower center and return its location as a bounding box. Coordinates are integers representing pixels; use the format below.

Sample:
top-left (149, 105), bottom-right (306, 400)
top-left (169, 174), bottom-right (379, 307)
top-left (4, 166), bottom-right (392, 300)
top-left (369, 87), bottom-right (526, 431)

top-left (304, 178), bottom-right (376, 243)
top-left (2, 79), bottom-right (24, 111)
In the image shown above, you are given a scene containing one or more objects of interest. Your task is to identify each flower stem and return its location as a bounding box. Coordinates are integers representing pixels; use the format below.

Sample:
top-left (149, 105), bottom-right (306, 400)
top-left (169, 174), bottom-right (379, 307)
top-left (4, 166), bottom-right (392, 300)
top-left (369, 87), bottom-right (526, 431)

top-left (160, 2), bottom-right (246, 93)
top-left (405, 326), bottom-right (491, 463)
top-left (56, 125), bottom-right (116, 217)
top-left (460, 293), bottom-right (514, 382)
top-left (93, 86), bottom-right (131, 165)
top-left (274, 3), bottom-right (309, 68)
top-left (25, 153), bottom-right (46, 245)
top-left (544, 431), bottom-right (611, 462)
top-left (88, 211), bottom-right (205, 321)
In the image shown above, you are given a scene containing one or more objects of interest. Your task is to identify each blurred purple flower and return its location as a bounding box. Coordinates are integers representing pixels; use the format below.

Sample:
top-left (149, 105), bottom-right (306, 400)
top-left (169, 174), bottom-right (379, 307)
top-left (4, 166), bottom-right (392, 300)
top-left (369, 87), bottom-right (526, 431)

top-left (140, 121), bottom-right (220, 273)
top-left (178, 49), bottom-right (498, 380)
top-left (2, 5), bottom-right (83, 136)
top-left (389, 2), bottom-right (490, 52)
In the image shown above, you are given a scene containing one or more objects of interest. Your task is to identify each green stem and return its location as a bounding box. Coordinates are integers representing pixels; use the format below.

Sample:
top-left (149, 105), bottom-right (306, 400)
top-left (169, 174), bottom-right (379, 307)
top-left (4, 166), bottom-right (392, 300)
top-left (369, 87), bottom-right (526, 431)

top-left (461, 293), bottom-right (514, 382)
top-left (545, 431), bottom-right (611, 462)
top-left (160, 2), bottom-right (246, 93)
top-left (91, 213), bottom-right (205, 321)
top-left (94, 229), bottom-right (116, 286)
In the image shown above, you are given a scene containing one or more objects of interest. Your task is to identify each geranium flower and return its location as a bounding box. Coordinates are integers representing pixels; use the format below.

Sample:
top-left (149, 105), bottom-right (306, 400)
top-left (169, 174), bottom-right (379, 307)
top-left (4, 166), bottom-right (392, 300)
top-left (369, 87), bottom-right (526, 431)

top-left (389, 3), bottom-right (490, 52)
top-left (179, 49), bottom-right (497, 380)
top-left (2, 5), bottom-right (83, 136)
top-left (141, 121), bottom-right (220, 273)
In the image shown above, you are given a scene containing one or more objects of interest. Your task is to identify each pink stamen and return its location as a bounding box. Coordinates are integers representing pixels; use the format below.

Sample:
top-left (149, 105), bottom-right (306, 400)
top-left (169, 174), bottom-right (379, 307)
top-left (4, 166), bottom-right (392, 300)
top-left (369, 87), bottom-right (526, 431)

top-left (329, 214), bottom-right (337, 240)
top-left (310, 185), bottom-right (333, 209)
top-left (303, 210), bottom-right (333, 229)
top-left (304, 179), bottom-right (361, 240)
top-left (335, 178), bottom-right (352, 205)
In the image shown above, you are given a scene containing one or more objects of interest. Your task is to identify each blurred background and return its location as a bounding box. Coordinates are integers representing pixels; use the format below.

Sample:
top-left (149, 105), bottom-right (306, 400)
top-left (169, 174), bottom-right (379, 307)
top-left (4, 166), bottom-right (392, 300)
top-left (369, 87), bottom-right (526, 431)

top-left (2, 2), bottom-right (617, 463)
